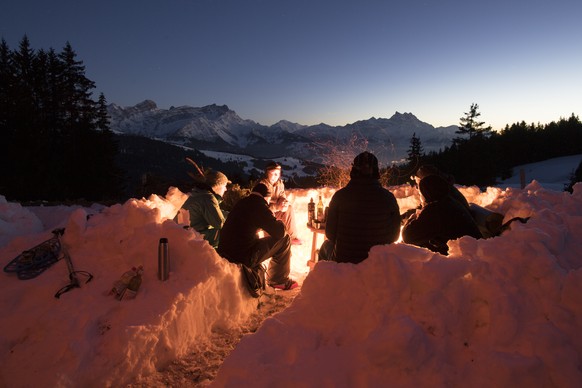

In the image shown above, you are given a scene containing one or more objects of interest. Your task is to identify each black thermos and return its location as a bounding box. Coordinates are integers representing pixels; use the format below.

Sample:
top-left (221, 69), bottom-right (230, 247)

top-left (158, 237), bottom-right (169, 281)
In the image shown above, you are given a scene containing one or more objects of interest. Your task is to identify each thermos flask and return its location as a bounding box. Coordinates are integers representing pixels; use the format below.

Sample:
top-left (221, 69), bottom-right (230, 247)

top-left (158, 237), bottom-right (169, 281)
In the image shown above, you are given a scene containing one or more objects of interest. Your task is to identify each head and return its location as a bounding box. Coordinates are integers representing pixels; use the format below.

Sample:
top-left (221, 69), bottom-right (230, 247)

top-left (205, 171), bottom-right (231, 197)
top-left (350, 151), bottom-right (380, 179)
top-left (264, 161), bottom-right (282, 184)
top-left (418, 174), bottom-right (450, 204)
top-left (252, 183), bottom-right (272, 203)
top-left (415, 164), bottom-right (454, 185)
top-left (416, 165), bottom-right (441, 180)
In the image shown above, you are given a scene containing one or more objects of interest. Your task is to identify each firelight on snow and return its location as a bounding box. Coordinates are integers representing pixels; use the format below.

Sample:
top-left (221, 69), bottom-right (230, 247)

top-left (1, 164), bottom-right (582, 386)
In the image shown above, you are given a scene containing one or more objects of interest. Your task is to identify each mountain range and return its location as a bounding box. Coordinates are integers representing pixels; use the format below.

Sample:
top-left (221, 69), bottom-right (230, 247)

top-left (107, 100), bottom-right (459, 166)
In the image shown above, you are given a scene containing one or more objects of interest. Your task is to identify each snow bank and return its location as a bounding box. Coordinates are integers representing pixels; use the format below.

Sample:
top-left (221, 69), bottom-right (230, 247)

top-left (0, 191), bottom-right (257, 387)
top-left (1, 177), bottom-right (582, 387)
top-left (214, 182), bottom-right (582, 387)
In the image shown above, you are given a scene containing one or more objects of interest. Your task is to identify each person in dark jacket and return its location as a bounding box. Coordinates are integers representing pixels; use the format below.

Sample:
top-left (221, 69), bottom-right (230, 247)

top-left (217, 183), bottom-right (298, 290)
top-left (181, 170), bottom-right (230, 248)
top-left (318, 151), bottom-right (401, 264)
top-left (401, 164), bottom-right (472, 223)
top-left (402, 174), bottom-right (482, 255)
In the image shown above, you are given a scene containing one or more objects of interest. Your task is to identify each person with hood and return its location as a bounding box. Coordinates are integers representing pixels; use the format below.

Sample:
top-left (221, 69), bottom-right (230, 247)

top-left (218, 183), bottom-right (298, 291)
top-left (318, 151), bottom-right (401, 264)
top-left (181, 170), bottom-right (230, 248)
top-left (402, 174), bottom-right (482, 255)
top-left (259, 161), bottom-right (301, 245)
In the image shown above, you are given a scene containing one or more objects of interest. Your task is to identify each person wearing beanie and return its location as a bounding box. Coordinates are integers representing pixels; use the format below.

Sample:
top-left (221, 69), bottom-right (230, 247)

top-left (412, 164), bottom-right (507, 238)
top-left (218, 183), bottom-right (298, 292)
top-left (180, 170), bottom-right (231, 248)
top-left (318, 151), bottom-right (401, 264)
top-left (413, 164), bottom-right (470, 211)
top-left (402, 174), bottom-right (482, 255)
top-left (259, 161), bottom-right (302, 245)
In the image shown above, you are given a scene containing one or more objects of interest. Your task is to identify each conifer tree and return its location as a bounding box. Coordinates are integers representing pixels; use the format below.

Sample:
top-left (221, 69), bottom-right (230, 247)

top-left (456, 103), bottom-right (492, 142)
top-left (96, 93), bottom-right (110, 130)
top-left (0, 39), bottom-right (11, 129)
top-left (0, 36), bottom-right (122, 201)
top-left (58, 42), bottom-right (96, 128)
top-left (0, 39), bottom-right (14, 196)
top-left (407, 132), bottom-right (424, 164)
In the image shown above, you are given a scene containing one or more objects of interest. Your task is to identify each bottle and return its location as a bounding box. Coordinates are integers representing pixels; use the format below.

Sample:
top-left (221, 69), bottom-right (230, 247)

top-left (307, 198), bottom-right (315, 226)
top-left (120, 266), bottom-right (143, 300)
top-left (110, 267), bottom-right (137, 299)
top-left (316, 195), bottom-right (324, 222)
top-left (158, 237), bottom-right (169, 281)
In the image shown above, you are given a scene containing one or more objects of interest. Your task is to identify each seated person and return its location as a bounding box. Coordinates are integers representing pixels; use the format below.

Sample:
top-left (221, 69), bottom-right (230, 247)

top-left (318, 151), bottom-right (401, 264)
top-left (181, 170), bottom-right (230, 248)
top-left (401, 164), bottom-right (471, 222)
top-left (402, 174), bottom-right (482, 255)
top-left (413, 164), bottom-right (507, 238)
top-left (217, 183), bottom-right (298, 291)
top-left (260, 161), bottom-right (302, 245)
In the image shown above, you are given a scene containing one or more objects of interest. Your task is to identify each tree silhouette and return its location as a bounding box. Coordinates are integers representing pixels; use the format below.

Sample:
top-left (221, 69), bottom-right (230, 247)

top-left (455, 103), bottom-right (492, 142)
top-left (0, 36), bottom-right (122, 202)
top-left (407, 132), bottom-right (424, 166)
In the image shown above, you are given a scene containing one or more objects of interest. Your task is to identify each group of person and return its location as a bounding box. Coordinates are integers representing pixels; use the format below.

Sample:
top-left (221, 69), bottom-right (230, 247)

top-left (318, 152), bottom-right (483, 263)
top-left (181, 151), bottom-right (486, 295)
top-left (180, 162), bottom-right (300, 291)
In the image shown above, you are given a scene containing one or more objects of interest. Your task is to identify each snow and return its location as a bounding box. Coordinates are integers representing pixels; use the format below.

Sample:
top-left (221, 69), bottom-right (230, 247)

top-left (499, 154), bottom-right (582, 191)
top-left (198, 149), bottom-right (312, 177)
top-left (1, 157), bottom-right (582, 387)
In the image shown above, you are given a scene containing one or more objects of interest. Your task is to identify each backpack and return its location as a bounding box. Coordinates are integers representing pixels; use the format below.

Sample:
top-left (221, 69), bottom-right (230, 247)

top-left (240, 263), bottom-right (266, 298)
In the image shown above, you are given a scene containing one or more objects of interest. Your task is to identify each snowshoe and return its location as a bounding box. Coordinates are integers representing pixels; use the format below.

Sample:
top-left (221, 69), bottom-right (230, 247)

top-left (3, 228), bottom-right (64, 280)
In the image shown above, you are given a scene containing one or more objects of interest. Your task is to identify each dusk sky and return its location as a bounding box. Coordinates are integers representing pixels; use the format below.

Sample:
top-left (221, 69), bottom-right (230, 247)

top-left (2, 0), bottom-right (581, 130)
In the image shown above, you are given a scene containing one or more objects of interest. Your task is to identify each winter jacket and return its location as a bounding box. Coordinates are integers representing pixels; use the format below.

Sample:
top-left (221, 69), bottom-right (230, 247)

top-left (217, 193), bottom-right (286, 265)
top-left (325, 176), bottom-right (401, 264)
top-left (182, 185), bottom-right (226, 232)
top-left (450, 185), bottom-right (471, 210)
top-left (402, 175), bottom-right (482, 255)
top-left (259, 177), bottom-right (286, 210)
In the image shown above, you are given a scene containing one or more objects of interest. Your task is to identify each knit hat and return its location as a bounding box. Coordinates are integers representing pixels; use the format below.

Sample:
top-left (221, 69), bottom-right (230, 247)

top-left (265, 161), bottom-right (282, 171)
top-left (416, 165), bottom-right (455, 184)
top-left (350, 151), bottom-right (380, 179)
top-left (416, 165), bottom-right (441, 180)
top-left (252, 183), bottom-right (272, 198)
top-left (205, 171), bottom-right (231, 187)
top-left (419, 174), bottom-right (450, 203)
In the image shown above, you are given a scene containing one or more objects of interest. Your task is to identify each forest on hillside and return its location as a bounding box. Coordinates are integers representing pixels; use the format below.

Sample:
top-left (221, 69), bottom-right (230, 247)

top-left (397, 107), bottom-right (582, 189)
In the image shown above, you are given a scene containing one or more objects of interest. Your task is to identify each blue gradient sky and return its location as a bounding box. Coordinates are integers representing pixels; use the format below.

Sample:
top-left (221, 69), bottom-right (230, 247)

top-left (2, 0), bottom-right (581, 130)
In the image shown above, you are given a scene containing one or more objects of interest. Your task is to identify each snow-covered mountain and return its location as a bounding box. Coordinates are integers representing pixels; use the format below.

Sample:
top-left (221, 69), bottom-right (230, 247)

top-left (108, 101), bottom-right (458, 165)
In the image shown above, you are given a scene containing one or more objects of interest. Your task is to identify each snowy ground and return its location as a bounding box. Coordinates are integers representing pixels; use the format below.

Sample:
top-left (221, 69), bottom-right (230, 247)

top-left (1, 155), bottom-right (581, 387)
top-left (499, 153), bottom-right (581, 191)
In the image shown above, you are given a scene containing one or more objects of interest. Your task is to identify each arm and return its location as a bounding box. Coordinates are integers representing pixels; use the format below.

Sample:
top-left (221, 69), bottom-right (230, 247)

top-left (401, 206), bottom-right (439, 247)
top-left (386, 194), bottom-right (402, 243)
top-left (203, 195), bottom-right (226, 229)
top-left (325, 195), bottom-right (338, 243)
top-left (268, 180), bottom-right (289, 212)
top-left (259, 205), bottom-right (286, 239)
